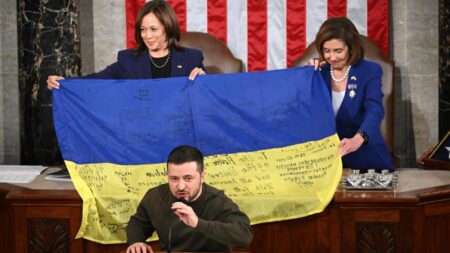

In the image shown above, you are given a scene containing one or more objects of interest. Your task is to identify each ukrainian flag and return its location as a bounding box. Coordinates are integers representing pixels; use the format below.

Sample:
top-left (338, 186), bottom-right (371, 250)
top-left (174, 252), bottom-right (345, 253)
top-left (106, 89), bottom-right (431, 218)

top-left (53, 67), bottom-right (342, 243)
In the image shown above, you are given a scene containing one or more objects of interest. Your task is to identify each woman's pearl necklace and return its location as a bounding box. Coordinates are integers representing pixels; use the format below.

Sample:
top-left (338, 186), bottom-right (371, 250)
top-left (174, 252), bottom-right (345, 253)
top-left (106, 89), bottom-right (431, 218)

top-left (330, 65), bottom-right (351, 83)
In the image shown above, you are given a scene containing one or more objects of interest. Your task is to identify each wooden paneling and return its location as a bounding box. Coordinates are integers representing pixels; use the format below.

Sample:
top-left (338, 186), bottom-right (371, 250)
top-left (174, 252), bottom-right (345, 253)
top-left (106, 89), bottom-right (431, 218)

top-left (0, 187), bottom-right (13, 252)
top-left (424, 205), bottom-right (450, 253)
top-left (28, 218), bottom-right (70, 253)
top-left (342, 209), bottom-right (400, 253)
top-left (1, 183), bottom-right (449, 253)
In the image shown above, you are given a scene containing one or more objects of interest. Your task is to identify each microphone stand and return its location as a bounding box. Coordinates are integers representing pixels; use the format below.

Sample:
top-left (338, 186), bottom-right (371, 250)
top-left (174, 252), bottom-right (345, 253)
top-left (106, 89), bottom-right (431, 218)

top-left (167, 223), bottom-right (173, 253)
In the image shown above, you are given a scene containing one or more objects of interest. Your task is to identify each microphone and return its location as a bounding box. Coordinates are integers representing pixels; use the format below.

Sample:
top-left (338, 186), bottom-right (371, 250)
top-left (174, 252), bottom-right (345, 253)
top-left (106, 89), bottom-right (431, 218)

top-left (168, 198), bottom-right (188, 253)
top-left (175, 197), bottom-right (188, 206)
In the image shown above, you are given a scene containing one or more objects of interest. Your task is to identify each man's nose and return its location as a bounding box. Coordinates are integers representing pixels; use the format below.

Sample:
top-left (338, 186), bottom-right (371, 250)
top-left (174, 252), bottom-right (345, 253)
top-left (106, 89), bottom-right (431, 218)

top-left (177, 180), bottom-right (185, 190)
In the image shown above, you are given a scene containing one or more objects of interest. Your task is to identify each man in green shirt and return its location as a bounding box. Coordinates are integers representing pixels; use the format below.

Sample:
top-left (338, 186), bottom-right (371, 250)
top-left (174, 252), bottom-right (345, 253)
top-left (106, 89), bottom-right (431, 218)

top-left (126, 145), bottom-right (253, 253)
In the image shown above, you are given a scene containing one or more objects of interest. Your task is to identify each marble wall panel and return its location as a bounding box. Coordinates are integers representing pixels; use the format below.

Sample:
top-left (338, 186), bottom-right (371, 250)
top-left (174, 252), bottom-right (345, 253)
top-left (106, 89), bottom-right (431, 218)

top-left (439, 0), bottom-right (450, 137)
top-left (1, 72), bottom-right (20, 164)
top-left (0, 3), bottom-right (4, 164)
top-left (392, 0), bottom-right (439, 165)
top-left (79, 0), bottom-right (94, 75)
top-left (410, 75), bottom-right (439, 152)
top-left (0, 0), bottom-right (20, 164)
top-left (392, 0), bottom-right (411, 166)
top-left (405, 0), bottom-right (439, 157)
top-left (17, 0), bottom-right (81, 165)
top-left (91, 1), bottom-right (126, 73)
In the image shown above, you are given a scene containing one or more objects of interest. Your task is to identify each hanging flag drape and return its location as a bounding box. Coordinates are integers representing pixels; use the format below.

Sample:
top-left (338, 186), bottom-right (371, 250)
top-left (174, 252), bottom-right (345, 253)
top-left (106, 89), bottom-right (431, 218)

top-left (53, 67), bottom-right (342, 243)
top-left (125, 0), bottom-right (389, 71)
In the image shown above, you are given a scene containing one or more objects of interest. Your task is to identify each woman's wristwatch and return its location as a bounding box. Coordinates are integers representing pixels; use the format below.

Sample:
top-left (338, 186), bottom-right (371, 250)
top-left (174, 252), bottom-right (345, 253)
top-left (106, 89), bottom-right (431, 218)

top-left (357, 130), bottom-right (369, 145)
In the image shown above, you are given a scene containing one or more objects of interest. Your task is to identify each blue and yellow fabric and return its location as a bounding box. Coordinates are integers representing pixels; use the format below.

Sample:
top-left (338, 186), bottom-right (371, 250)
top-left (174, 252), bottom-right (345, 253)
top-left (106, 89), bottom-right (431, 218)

top-left (53, 67), bottom-right (342, 243)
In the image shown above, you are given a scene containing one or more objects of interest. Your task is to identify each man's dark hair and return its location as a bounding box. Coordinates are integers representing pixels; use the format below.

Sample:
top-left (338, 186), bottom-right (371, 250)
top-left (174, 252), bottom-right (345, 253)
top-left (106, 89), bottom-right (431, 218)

top-left (167, 145), bottom-right (204, 173)
top-left (134, 0), bottom-right (180, 55)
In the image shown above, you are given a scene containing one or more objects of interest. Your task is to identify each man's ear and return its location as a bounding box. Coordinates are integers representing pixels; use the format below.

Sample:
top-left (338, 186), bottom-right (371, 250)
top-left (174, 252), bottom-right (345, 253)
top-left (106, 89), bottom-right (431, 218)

top-left (200, 171), bottom-right (206, 182)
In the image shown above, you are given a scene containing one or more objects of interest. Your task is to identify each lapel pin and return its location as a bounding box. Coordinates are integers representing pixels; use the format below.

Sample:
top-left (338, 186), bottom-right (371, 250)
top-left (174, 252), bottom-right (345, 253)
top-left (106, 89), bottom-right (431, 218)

top-left (351, 76), bottom-right (357, 80)
top-left (177, 65), bottom-right (182, 69)
top-left (349, 90), bottom-right (356, 99)
top-left (348, 84), bottom-right (357, 90)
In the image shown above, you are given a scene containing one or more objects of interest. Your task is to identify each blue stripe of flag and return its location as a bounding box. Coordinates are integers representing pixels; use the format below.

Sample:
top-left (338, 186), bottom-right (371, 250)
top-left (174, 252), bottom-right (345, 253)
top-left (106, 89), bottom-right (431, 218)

top-left (53, 67), bottom-right (335, 165)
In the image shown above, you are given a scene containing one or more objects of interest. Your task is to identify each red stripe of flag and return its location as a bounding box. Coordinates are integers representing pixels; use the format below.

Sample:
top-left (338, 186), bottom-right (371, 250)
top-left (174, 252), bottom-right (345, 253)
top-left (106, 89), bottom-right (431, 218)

top-left (286, 0), bottom-right (307, 67)
top-left (207, 0), bottom-right (227, 43)
top-left (327, 0), bottom-right (347, 18)
top-left (367, 0), bottom-right (389, 58)
top-left (247, 0), bottom-right (267, 71)
top-left (126, 0), bottom-right (146, 48)
top-left (167, 0), bottom-right (187, 32)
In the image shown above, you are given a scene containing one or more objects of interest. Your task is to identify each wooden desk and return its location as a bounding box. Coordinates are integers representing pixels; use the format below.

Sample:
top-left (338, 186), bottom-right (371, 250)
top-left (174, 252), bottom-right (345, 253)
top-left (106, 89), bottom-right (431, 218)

top-left (1, 168), bottom-right (450, 253)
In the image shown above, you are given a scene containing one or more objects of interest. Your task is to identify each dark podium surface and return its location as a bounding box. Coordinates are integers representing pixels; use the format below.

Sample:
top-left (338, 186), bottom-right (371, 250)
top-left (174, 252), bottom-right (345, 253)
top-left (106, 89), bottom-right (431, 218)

top-left (1, 168), bottom-right (449, 253)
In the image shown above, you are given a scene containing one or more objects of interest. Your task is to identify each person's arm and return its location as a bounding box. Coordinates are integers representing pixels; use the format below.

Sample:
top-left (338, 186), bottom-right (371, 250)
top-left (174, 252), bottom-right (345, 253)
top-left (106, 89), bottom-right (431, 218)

top-left (172, 196), bottom-right (253, 247)
top-left (358, 63), bottom-right (385, 142)
top-left (338, 62), bottom-right (384, 156)
top-left (186, 49), bottom-right (206, 80)
top-left (126, 193), bottom-right (156, 245)
top-left (82, 62), bottom-right (123, 79)
top-left (195, 210), bottom-right (253, 247)
top-left (46, 50), bottom-right (128, 90)
top-left (83, 50), bottom-right (129, 79)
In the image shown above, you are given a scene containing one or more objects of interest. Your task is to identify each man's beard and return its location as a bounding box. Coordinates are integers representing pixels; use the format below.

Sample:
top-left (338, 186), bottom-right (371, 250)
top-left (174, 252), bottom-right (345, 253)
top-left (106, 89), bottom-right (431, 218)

top-left (185, 182), bottom-right (203, 202)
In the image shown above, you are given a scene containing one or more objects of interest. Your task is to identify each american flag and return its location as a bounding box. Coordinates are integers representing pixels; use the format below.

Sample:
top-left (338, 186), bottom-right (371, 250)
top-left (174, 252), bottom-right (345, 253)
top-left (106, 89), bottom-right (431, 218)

top-left (126, 0), bottom-right (389, 72)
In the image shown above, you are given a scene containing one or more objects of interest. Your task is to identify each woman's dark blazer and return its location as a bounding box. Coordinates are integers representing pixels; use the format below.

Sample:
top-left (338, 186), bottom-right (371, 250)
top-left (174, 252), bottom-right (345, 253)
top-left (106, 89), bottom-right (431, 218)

top-left (321, 59), bottom-right (394, 170)
top-left (85, 47), bottom-right (204, 79)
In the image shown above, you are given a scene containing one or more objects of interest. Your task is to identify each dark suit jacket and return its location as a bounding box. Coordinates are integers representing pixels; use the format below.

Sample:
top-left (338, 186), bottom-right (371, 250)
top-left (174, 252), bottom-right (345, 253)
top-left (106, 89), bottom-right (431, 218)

top-left (85, 47), bottom-right (204, 79)
top-left (321, 59), bottom-right (394, 170)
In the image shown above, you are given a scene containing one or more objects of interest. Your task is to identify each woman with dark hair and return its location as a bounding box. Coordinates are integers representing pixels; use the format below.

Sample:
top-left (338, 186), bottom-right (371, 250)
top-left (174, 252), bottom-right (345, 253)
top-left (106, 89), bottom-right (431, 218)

top-left (47, 0), bottom-right (205, 89)
top-left (309, 17), bottom-right (394, 171)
